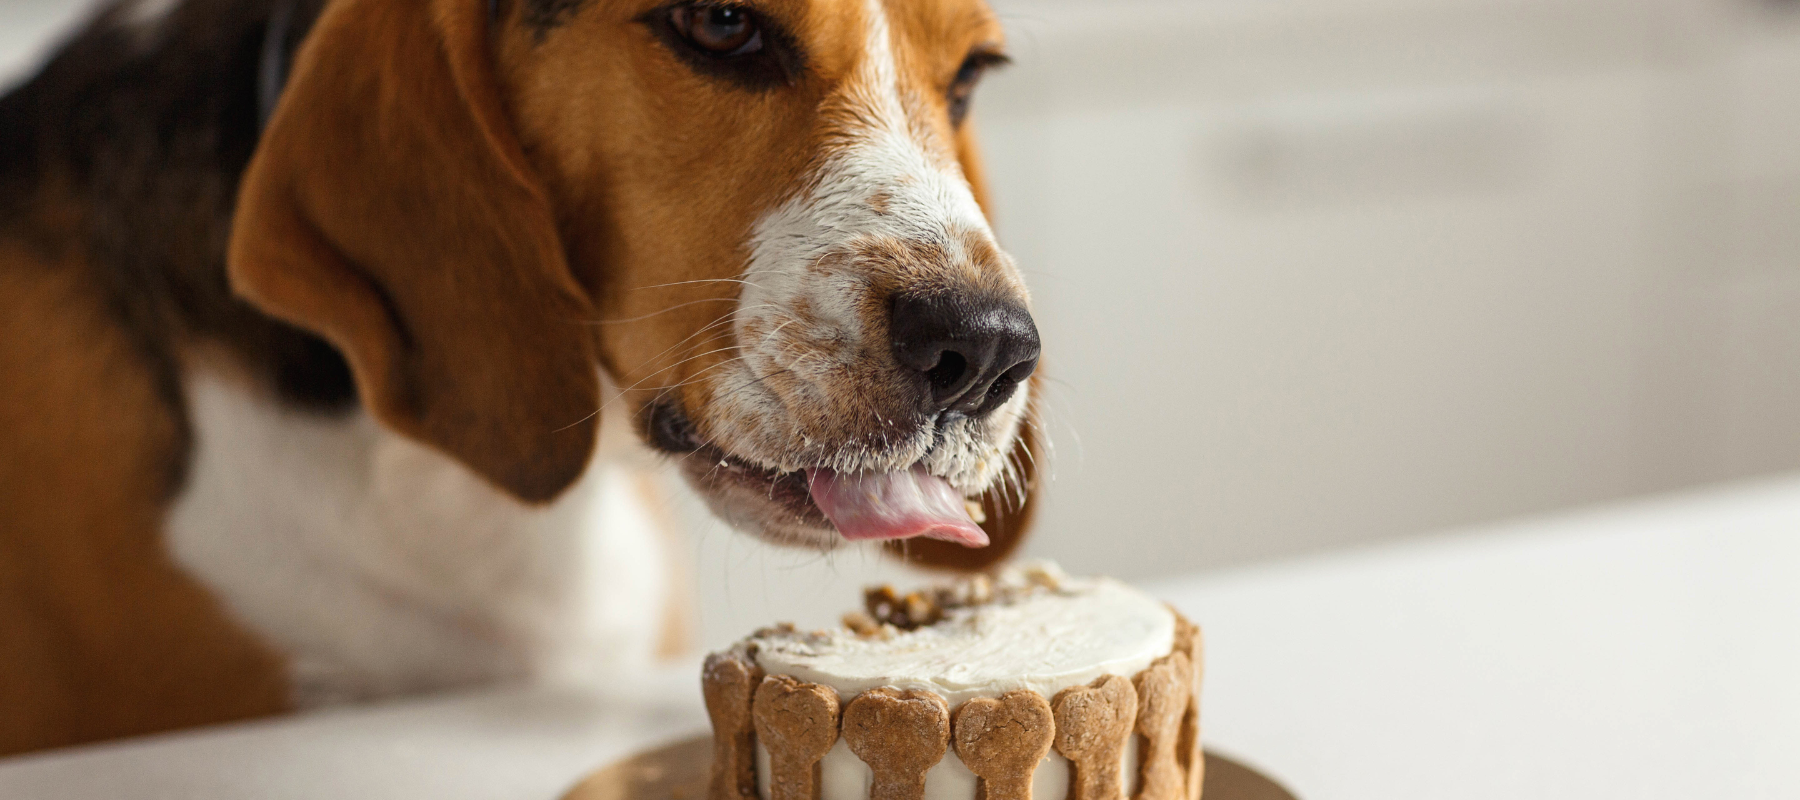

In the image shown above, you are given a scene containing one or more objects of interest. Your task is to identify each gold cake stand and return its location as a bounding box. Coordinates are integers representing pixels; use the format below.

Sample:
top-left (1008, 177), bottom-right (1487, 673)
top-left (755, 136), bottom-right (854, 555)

top-left (561, 736), bottom-right (1297, 800)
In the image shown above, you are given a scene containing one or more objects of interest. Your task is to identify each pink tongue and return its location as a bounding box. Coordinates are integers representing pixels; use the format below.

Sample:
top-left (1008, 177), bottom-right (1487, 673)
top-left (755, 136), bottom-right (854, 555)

top-left (805, 465), bottom-right (989, 548)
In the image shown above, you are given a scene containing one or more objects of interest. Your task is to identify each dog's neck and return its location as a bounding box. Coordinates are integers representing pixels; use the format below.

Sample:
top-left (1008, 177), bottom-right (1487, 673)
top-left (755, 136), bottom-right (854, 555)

top-left (164, 356), bottom-right (678, 704)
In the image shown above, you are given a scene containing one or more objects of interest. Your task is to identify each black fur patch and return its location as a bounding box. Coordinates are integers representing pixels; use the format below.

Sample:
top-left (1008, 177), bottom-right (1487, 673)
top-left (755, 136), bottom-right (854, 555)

top-left (0, 0), bottom-right (353, 430)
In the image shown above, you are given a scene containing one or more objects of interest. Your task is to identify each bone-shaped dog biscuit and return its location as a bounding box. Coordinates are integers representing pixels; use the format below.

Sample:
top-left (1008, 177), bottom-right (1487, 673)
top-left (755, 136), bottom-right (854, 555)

top-left (1171, 613), bottom-right (1205, 800)
top-left (842, 688), bottom-right (951, 800)
top-left (703, 651), bottom-right (763, 800)
top-left (1132, 651), bottom-right (1194, 800)
top-left (1051, 674), bottom-right (1139, 800)
top-left (753, 675), bottom-right (841, 800)
top-left (952, 690), bottom-right (1056, 800)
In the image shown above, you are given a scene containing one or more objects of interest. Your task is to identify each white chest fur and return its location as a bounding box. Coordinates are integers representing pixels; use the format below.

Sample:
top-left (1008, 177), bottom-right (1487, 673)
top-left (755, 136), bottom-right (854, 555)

top-left (165, 366), bottom-right (675, 707)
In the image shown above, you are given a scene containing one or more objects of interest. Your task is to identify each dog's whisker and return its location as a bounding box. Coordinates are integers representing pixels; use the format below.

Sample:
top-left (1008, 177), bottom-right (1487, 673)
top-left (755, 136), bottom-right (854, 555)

top-left (585, 350), bottom-right (750, 433)
top-left (586, 298), bottom-right (737, 325)
top-left (1007, 448), bottom-right (1031, 510)
top-left (618, 301), bottom-right (807, 387)
top-left (626, 270), bottom-right (785, 293)
top-left (1036, 392), bottom-right (1075, 475)
top-left (618, 304), bottom-right (772, 379)
top-left (611, 348), bottom-right (742, 403)
top-left (675, 364), bottom-right (795, 415)
top-left (651, 343), bottom-right (744, 375)
top-left (607, 352), bottom-right (751, 417)
top-left (639, 366), bottom-right (746, 410)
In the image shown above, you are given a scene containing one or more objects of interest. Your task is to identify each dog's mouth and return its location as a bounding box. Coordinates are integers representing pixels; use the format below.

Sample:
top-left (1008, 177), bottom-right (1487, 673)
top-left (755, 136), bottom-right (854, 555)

top-left (643, 401), bottom-right (987, 548)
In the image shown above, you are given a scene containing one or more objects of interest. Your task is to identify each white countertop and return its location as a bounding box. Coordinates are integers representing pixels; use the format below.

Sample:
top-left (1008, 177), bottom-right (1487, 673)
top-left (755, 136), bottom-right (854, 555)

top-left (5, 474), bottom-right (1800, 799)
top-left (1155, 474), bottom-right (1800, 799)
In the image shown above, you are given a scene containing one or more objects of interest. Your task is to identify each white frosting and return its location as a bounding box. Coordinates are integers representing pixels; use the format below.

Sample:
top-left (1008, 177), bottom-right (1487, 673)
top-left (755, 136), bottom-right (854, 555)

top-left (736, 565), bottom-right (1175, 800)
top-left (750, 574), bottom-right (1175, 707)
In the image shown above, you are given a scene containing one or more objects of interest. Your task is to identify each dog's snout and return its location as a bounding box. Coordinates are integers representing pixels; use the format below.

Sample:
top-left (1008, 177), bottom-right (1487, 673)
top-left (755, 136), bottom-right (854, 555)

top-left (889, 293), bottom-right (1040, 417)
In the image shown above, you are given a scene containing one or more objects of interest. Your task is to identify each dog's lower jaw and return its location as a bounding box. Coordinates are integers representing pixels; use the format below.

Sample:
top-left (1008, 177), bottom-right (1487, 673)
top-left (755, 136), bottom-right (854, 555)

top-left (667, 448), bottom-right (842, 550)
top-left (659, 385), bottom-right (1030, 553)
top-left (709, 498), bottom-right (844, 551)
top-left (164, 360), bottom-right (680, 707)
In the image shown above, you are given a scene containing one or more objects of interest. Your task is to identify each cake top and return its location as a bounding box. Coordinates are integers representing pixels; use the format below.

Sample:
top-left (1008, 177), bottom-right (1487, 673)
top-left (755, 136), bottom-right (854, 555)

top-left (737, 562), bottom-right (1176, 706)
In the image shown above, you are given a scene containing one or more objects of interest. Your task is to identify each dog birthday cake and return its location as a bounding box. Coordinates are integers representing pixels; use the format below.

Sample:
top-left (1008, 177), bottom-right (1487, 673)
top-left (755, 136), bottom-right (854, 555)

top-left (702, 563), bottom-right (1204, 800)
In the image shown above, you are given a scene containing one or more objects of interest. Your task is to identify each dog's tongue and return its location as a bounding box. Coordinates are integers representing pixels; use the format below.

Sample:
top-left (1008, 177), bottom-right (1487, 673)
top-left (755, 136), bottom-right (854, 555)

top-left (805, 466), bottom-right (989, 547)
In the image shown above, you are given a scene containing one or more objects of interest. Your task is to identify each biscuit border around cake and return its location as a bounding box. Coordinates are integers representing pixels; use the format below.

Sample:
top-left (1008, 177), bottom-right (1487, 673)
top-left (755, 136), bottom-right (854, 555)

top-left (702, 607), bottom-right (1205, 800)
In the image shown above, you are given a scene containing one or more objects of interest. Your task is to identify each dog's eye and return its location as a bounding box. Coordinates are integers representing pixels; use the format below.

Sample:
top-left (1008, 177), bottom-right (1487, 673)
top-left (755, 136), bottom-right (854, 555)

top-left (948, 49), bottom-right (1009, 128)
top-left (668, 4), bottom-right (761, 56)
top-left (646, 2), bottom-right (801, 89)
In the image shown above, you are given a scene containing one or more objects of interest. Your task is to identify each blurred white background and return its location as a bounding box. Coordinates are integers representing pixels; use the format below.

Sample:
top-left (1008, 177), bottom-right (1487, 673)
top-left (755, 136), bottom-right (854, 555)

top-left (6, 0), bottom-right (1798, 650)
top-left (977, 0), bottom-right (1800, 573)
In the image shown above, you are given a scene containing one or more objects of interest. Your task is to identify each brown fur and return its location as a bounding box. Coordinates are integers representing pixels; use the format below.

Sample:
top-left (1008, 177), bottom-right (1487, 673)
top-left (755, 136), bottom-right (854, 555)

top-left (231, 0), bottom-right (603, 502)
top-left (0, 236), bottom-right (287, 757)
top-left (0, 0), bottom-right (1035, 756)
top-left (490, 0), bottom-right (1011, 437)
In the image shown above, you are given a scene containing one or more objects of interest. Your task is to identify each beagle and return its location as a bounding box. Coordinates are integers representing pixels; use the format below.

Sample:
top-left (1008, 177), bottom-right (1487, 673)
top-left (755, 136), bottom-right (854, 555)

top-left (0, 0), bottom-right (1042, 756)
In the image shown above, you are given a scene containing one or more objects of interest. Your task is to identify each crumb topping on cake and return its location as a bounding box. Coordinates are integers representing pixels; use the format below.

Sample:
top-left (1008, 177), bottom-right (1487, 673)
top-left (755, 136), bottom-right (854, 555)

top-left (850, 562), bottom-right (1074, 634)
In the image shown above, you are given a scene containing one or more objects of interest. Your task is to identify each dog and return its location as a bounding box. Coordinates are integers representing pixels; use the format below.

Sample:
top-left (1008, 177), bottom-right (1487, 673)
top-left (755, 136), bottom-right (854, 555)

top-left (0, 0), bottom-right (1042, 755)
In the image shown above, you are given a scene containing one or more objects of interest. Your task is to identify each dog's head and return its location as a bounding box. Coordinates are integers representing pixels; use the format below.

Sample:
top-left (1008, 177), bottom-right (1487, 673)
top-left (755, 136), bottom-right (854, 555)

top-left (228, 0), bottom-right (1041, 569)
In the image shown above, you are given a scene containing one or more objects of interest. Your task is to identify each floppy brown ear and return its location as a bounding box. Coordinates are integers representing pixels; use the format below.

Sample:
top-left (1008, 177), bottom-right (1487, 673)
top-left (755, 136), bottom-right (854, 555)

top-left (228, 0), bottom-right (599, 502)
top-left (889, 380), bottom-right (1044, 572)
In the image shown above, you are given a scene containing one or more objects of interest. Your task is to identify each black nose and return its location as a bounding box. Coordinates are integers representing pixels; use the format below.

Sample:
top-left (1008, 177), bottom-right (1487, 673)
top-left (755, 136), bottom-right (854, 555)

top-left (889, 293), bottom-right (1041, 417)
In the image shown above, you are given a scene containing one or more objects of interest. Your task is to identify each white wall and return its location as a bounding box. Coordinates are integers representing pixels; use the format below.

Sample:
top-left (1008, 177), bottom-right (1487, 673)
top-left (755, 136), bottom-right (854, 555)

top-left (6, 0), bottom-right (1799, 650)
top-left (973, 0), bottom-right (1800, 581)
